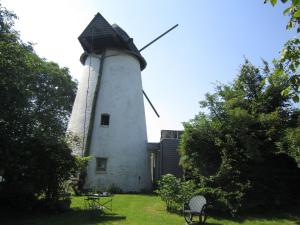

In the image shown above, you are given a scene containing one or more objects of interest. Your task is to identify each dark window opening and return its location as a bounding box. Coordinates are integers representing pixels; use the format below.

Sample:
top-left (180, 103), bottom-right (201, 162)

top-left (96, 157), bottom-right (107, 172)
top-left (101, 114), bottom-right (110, 126)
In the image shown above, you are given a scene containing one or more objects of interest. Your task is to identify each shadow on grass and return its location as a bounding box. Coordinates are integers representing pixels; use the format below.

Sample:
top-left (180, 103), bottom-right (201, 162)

top-left (188, 222), bottom-right (222, 225)
top-left (206, 223), bottom-right (223, 225)
top-left (166, 206), bottom-right (300, 225)
top-left (210, 209), bottom-right (300, 225)
top-left (1, 208), bottom-right (126, 225)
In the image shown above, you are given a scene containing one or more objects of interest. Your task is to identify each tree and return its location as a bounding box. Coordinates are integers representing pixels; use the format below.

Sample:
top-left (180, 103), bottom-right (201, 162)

top-left (264, 0), bottom-right (300, 101)
top-left (265, 0), bottom-right (300, 31)
top-left (279, 126), bottom-right (300, 166)
top-left (0, 3), bottom-right (78, 209)
top-left (273, 38), bottom-right (300, 102)
top-left (179, 60), bottom-right (300, 215)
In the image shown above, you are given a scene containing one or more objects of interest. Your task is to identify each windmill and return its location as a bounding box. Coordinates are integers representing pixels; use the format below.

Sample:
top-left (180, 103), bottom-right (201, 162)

top-left (67, 12), bottom-right (177, 192)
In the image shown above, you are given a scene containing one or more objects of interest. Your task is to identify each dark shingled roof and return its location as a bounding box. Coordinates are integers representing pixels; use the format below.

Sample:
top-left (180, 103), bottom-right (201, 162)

top-left (78, 13), bottom-right (146, 70)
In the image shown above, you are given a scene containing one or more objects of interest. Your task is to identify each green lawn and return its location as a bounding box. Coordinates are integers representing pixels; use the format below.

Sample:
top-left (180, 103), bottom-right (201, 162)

top-left (2, 194), bottom-right (300, 225)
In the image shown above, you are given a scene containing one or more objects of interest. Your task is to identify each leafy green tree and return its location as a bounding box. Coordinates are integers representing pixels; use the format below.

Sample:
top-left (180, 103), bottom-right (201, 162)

top-left (265, 0), bottom-right (300, 31)
top-left (179, 60), bottom-right (300, 215)
top-left (264, 0), bottom-right (300, 101)
top-left (279, 126), bottom-right (300, 166)
top-left (179, 114), bottom-right (222, 177)
top-left (0, 4), bottom-right (78, 209)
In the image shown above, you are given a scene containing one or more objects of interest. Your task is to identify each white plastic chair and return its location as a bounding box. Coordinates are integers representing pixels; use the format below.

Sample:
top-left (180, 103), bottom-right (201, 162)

top-left (183, 195), bottom-right (207, 224)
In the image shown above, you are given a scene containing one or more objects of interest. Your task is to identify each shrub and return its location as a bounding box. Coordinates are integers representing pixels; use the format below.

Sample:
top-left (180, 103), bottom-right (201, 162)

top-left (107, 184), bottom-right (123, 194)
top-left (195, 153), bottom-right (300, 216)
top-left (156, 174), bottom-right (196, 212)
top-left (0, 136), bottom-right (78, 210)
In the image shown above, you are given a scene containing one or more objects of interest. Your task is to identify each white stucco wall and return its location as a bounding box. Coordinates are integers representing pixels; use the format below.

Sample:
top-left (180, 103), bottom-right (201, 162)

top-left (68, 49), bottom-right (151, 192)
top-left (67, 55), bottom-right (100, 156)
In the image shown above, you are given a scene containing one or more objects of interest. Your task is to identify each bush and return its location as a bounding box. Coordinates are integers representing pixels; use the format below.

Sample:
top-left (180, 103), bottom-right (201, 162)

top-left (0, 136), bottom-right (78, 210)
top-left (195, 153), bottom-right (300, 216)
top-left (107, 184), bottom-right (123, 194)
top-left (156, 174), bottom-right (196, 212)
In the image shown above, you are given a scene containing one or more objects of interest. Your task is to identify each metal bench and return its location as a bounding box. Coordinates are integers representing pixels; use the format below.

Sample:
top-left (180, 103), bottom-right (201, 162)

top-left (183, 195), bottom-right (207, 224)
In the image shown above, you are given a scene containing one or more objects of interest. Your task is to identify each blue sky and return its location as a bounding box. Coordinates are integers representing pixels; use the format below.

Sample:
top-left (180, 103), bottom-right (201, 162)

top-left (2, 0), bottom-right (297, 141)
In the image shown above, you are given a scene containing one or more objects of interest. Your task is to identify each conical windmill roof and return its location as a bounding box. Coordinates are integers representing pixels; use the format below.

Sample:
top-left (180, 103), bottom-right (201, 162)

top-left (79, 13), bottom-right (147, 70)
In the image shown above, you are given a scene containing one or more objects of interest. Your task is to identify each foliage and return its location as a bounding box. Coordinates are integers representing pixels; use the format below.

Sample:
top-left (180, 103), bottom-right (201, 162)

top-left (179, 115), bottom-right (222, 177)
top-left (265, 0), bottom-right (300, 31)
top-left (65, 132), bottom-right (91, 194)
top-left (156, 174), bottom-right (179, 210)
top-left (2, 195), bottom-right (300, 225)
top-left (74, 155), bottom-right (91, 172)
top-left (273, 38), bottom-right (300, 101)
top-left (156, 174), bottom-right (196, 212)
top-left (179, 60), bottom-right (300, 215)
top-left (264, 0), bottom-right (300, 101)
top-left (107, 184), bottom-right (123, 194)
top-left (0, 3), bottom-right (78, 210)
top-left (278, 126), bottom-right (300, 166)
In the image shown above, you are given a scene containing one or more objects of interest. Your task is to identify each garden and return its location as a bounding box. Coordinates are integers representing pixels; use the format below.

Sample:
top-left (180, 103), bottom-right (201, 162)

top-left (1, 194), bottom-right (300, 225)
top-left (1, 1), bottom-right (300, 225)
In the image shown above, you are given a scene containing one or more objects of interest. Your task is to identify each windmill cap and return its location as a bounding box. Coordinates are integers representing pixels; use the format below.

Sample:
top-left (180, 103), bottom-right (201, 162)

top-left (78, 13), bottom-right (147, 70)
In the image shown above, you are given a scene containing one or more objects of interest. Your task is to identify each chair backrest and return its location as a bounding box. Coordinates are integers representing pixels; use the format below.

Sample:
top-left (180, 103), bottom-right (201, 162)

top-left (189, 195), bottom-right (206, 212)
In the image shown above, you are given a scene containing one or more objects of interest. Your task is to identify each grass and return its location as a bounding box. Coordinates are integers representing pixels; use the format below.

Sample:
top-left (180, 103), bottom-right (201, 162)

top-left (1, 194), bottom-right (300, 225)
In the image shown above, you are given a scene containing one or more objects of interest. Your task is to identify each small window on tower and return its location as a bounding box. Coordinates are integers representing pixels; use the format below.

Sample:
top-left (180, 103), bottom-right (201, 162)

top-left (101, 114), bottom-right (110, 126)
top-left (96, 157), bottom-right (107, 172)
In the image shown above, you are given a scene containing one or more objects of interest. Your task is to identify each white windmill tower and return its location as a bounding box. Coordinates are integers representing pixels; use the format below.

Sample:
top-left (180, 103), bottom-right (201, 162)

top-left (68, 13), bottom-right (177, 192)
